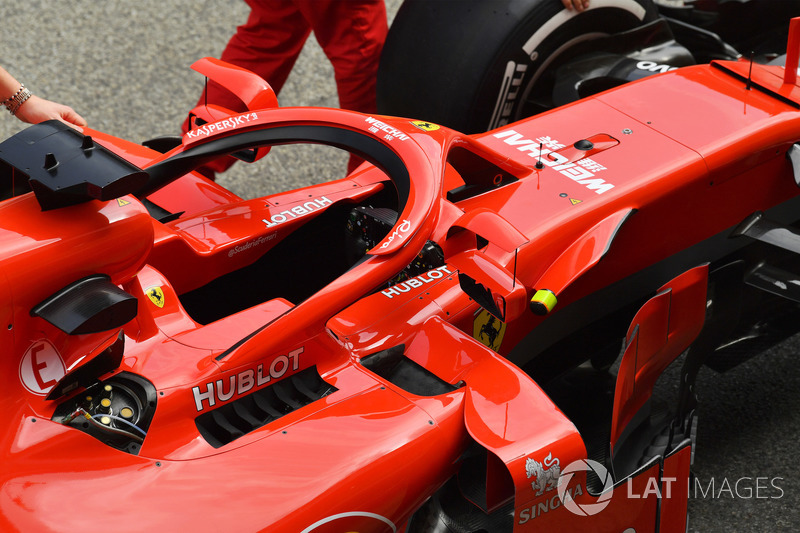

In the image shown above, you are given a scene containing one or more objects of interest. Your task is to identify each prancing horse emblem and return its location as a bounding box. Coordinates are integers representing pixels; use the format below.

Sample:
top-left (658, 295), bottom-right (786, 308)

top-left (146, 286), bottom-right (165, 308)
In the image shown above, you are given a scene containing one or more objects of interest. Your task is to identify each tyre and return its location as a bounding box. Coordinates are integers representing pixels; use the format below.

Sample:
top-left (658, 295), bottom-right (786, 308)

top-left (377, 0), bottom-right (659, 133)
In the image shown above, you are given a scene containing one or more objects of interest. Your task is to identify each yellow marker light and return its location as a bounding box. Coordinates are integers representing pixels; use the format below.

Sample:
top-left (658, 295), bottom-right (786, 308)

top-left (104, 385), bottom-right (112, 392)
top-left (100, 398), bottom-right (112, 408)
top-left (100, 416), bottom-right (111, 425)
top-left (530, 289), bottom-right (557, 315)
top-left (120, 407), bottom-right (134, 419)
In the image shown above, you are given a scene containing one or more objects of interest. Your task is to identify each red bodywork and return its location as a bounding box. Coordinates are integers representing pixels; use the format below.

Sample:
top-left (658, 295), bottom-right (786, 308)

top-left (2, 35), bottom-right (800, 532)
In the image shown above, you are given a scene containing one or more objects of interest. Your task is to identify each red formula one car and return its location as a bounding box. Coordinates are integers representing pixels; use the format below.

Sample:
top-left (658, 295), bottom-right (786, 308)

top-left (3, 20), bottom-right (800, 532)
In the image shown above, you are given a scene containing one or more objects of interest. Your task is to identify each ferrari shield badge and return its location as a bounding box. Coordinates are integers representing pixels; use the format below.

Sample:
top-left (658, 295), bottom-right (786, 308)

top-left (473, 309), bottom-right (506, 351)
top-left (146, 286), bottom-right (165, 308)
top-left (411, 120), bottom-right (440, 132)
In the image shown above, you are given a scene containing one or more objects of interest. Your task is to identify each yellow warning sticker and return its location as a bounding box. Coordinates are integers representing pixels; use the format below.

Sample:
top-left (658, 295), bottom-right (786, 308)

top-left (117, 198), bottom-right (131, 207)
top-left (145, 286), bottom-right (165, 308)
top-left (473, 309), bottom-right (506, 352)
top-left (411, 120), bottom-right (440, 132)
top-left (570, 198), bottom-right (582, 205)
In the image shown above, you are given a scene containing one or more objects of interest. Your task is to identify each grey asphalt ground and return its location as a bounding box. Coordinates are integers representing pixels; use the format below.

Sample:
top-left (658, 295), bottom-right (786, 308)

top-left (1, 2), bottom-right (798, 532)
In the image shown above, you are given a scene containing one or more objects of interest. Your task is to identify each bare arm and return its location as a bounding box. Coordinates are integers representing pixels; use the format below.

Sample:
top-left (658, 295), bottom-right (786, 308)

top-left (1, 66), bottom-right (87, 127)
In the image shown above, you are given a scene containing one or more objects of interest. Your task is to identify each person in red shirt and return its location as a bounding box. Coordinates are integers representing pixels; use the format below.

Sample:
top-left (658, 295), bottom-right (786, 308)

top-left (183, 0), bottom-right (388, 176)
top-left (183, 0), bottom-right (587, 177)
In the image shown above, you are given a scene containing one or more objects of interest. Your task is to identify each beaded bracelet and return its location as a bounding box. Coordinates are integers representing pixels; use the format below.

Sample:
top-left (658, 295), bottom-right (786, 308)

top-left (2, 84), bottom-right (24, 103)
top-left (4, 85), bottom-right (33, 115)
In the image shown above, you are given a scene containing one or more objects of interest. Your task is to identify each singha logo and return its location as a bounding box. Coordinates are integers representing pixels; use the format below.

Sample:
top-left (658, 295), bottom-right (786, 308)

top-left (526, 452), bottom-right (561, 496)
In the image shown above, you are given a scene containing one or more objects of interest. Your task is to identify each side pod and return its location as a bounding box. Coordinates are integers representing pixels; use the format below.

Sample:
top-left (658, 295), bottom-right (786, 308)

top-left (406, 317), bottom-right (585, 514)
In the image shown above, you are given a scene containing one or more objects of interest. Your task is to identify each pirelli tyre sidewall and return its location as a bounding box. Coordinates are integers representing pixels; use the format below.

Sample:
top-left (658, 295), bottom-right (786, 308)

top-left (377, 0), bottom-right (658, 133)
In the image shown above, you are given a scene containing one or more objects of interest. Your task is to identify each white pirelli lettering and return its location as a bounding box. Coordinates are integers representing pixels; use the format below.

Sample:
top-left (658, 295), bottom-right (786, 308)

top-left (489, 62), bottom-right (528, 129)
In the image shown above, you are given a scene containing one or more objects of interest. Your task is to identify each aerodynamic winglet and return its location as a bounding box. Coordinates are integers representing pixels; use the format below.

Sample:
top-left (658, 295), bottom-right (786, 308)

top-left (191, 57), bottom-right (278, 112)
top-left (530, 208), bottom-right (635, 314)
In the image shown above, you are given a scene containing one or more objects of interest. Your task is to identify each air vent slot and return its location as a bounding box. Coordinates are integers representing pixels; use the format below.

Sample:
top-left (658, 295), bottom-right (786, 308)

top-left (361, 344), bottom-right (458, 396)
top-left (196, 366), bottom-right (336, 448)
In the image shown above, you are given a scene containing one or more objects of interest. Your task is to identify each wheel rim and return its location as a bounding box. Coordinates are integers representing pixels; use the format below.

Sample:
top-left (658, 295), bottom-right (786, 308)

top-left (513, 31), bottom-right (609, 122)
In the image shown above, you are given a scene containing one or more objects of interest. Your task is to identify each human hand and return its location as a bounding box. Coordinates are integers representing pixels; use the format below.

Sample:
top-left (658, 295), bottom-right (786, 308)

top-left (14, 95), bottom-right (87, 127)
top-left (562, 0), bottom-right (590, 11)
